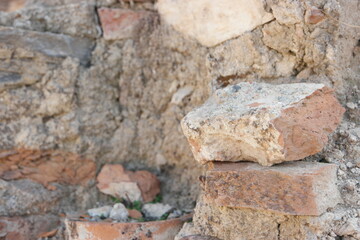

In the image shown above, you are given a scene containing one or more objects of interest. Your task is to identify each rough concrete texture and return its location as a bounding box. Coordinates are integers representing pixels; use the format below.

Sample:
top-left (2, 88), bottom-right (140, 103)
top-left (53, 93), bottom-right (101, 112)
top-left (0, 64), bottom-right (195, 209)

top-left (203, 162), bottom-right (341, 215)
top-left (182, 83), bottom-right (344, 166)
top-left (0, 0), bottom-right (359, 239)
top-left (156, 0), bottom-right (274, 47)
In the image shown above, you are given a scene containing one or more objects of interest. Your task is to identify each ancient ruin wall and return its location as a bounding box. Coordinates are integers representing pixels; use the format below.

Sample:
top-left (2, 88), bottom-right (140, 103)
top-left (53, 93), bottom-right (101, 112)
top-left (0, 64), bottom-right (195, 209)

top-left (0, 0), bottom-right (359, 239)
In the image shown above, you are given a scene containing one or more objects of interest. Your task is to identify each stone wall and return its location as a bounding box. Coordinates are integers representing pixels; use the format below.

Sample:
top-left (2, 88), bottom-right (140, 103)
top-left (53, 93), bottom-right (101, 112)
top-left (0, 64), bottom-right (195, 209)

top-left (0, 0), bottom-right (359, 239)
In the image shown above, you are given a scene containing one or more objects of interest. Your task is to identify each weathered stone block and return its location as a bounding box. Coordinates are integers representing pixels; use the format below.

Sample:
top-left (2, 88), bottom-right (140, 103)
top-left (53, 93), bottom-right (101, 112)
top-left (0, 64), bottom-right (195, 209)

top-left (181, 83), bottom-right (345, 166)
top-left (156, 0), bottom-right (274, 47)
top-left (0, 27), bottom-right (94, 64)
top-left (98, 8), bottom-right (154, 40)
top-left (193, 193), bottom-right (325, 240)
top-left (203, 161), bottom-right (341, 216)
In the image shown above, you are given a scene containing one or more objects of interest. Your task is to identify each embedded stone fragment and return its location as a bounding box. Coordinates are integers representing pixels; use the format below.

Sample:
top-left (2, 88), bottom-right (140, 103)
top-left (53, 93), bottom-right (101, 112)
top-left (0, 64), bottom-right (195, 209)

top-left (181, 82), bottom-right (345, 166)
top-left (87, 206), bottom-right (113, 218)
top-left (98, 8), bottom-right (154, 40)
top-left (128, 209), bottom-right (142, 219)
top-left (97, 164), bottom-right (160, 202)
top-left (109, 203), bottom-right (128, 221)
top-left (0, 27), bottom-right (94, 64)
top-left (142, 203), bottom-right (173, 219)
top-left (156, 0), bottom-right (274, 47)
top-left (0, 149), bottom-right (96, 188)
top-left (203, 162), bottom-right (342, 216)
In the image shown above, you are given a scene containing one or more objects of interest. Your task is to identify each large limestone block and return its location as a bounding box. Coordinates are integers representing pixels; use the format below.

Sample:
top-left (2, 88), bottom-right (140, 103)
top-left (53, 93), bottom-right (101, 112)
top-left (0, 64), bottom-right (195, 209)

top-left (156, 0), bottom-right (274, 47)
top-left (181, 83), bottom-right (345, 166)
top-left (203, 162), bottom-right (342, 216)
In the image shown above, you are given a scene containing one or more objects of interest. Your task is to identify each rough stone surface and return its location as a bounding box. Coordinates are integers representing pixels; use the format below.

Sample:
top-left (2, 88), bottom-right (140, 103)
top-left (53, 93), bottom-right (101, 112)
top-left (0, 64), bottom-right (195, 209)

top-left (142, 203), bottom-right (173, 219)
top-left (192, 194), bottom-right (322, 240)
top-left (98, 8), bottom-right (155, 40)
top-left (156, 0), bottom-right (274, 47)
top-left (0, 0), bottom-right (359, 239)
top-left (0, 27), bottom-right (94, 64)
top-left (0, 0), bottom-right (25, 12)
top-left (87, 205), bottom-right (113, 218)
top-left (0, 215), bottom-right (59, 240)
top-left (203, 161), bottom-right (342, 215)
top-left (0, 4), bottom-right (99, 38)
top-left (109, 203), bottom-right (128, 221)
top-left (179, 235), bottom-right (221, 240)
top-left (0, 149), bottom-right (96, 188)
top-left (97, 164), bottom-right (160, 202)
top-left (181, 82), bottom-right (345, 166)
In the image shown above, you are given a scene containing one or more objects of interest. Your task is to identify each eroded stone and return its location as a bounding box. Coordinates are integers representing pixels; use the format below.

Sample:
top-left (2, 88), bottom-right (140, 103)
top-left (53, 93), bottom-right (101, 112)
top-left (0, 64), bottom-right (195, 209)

top-left (156, 0), bottom-right (273, 47)
top-left (203, 161), bottom-right (342, 216)
top-left (97, 164), bottom-right (160, 202)
top-left (0, 149), bottom-right (96, 188)
top-left (181, 82), bottom-right (345, 166)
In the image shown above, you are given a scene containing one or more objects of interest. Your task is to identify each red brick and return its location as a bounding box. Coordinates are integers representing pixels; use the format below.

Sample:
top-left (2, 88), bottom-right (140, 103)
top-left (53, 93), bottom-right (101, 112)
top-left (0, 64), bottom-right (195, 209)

top-left (98, 8), bottom-right (154, 40)
top-left (203, 161), bottom-right (341, 216)
top-left (65, 215), bottom-right (192, 240)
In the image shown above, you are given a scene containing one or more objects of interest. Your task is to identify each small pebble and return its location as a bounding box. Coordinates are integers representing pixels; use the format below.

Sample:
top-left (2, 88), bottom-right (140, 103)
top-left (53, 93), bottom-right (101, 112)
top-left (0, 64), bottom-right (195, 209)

top-left (87, 206), bottom-right (112, 218)
top-left (109, 203), bottom-right (129, 221)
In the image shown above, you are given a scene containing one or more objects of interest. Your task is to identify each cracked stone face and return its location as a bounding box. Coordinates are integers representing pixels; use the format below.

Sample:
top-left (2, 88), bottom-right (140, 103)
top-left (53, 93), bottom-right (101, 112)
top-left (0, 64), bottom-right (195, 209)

top-left (156, 0), bottom-right (274, 47)
top-left (181, 82), bottom-right (345, 166)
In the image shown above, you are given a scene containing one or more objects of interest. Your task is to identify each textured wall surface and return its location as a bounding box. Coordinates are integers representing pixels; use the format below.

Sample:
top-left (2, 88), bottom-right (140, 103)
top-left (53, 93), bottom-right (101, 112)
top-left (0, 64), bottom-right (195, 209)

top-left (0, 0), bottom-right (359, 239)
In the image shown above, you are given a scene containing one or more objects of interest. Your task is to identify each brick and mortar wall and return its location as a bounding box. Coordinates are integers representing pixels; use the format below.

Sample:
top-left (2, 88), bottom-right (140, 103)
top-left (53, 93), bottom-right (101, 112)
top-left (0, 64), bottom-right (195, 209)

top-left (0, 0), bottom-right (359, 239)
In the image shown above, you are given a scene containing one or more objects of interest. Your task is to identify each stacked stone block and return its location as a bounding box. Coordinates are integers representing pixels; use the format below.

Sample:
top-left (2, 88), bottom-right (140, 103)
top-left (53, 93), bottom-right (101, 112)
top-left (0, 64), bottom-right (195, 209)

top-left (180, 82), bottom-right (345, 239)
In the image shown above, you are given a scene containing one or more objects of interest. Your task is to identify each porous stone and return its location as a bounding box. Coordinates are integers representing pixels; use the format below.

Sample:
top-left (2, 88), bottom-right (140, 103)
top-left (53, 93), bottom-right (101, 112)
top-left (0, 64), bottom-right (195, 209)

top-left (98, 8), bottom-right (154, 40)
top-left (97, 164), bottom-right (160, 202)
top-left (181, 82), bottom-right (345, 166)
top-left (109, 203), bottom-right (128, 221)
top-left (156, 0), bottom-right (274, 47)
top-left (0, 27), bottom-right (94, 64)
top-left (203, 161), bottom-right (342, 216)
top-left (87, 205), bottom-right (113, 218)
top-left (142, 203), bottom-right (173, 219)
top-left (193, 194), bottom-right (321, 240)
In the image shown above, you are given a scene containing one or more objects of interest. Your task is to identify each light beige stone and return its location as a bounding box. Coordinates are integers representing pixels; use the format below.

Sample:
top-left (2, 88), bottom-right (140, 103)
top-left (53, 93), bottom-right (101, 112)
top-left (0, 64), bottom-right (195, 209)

top-left (192, 194), bottom-right (325, 240)
top-left (203, 161), bottom-right (342, 216)
top-left (181, 82), bottom-right (345, 166)
top-left (156, 0), bottom-right (273, 47)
